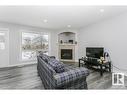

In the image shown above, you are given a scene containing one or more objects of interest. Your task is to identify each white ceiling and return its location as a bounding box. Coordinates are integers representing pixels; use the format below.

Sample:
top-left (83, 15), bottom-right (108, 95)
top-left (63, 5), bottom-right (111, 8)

top-left (0, 6), bottom-right (127, 30)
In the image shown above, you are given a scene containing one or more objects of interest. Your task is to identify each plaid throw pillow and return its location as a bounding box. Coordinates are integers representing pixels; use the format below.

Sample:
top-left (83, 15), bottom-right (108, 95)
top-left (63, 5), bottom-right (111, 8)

top-left (48, 59), bottom-right (65, 73)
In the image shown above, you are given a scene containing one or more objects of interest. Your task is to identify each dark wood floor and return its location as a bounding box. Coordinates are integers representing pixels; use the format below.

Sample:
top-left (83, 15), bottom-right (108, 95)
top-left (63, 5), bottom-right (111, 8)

top-left (0, 63), bottom-right (117, 89)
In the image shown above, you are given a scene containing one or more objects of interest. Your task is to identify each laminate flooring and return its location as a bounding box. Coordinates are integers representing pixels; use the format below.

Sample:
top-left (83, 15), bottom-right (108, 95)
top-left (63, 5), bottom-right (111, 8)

top-left (0, 63), bottom-right (125, 89)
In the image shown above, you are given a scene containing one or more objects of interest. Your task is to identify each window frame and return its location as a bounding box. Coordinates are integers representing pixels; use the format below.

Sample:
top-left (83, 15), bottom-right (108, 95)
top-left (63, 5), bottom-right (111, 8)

top-left (20, 30), bottom-right (50, 62)
top-left (0, 32), bottom-right (5, 50)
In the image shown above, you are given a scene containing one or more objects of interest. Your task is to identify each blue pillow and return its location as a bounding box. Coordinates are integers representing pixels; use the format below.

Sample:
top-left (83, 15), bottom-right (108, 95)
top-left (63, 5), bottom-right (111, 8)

top-left (48, 59), bottom-right (65, 73)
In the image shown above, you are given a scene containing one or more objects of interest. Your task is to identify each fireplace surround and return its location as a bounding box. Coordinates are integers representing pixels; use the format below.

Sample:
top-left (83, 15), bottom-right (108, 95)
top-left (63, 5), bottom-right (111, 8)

top-left (59, 44), bottom-right (75, 62)
top-left (58, 31), bottom-right (77, 62)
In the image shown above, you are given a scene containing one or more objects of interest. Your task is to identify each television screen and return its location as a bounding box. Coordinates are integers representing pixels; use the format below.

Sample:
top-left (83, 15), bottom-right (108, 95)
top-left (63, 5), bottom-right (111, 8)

top-left (86, 47), bottom-right (104, 58)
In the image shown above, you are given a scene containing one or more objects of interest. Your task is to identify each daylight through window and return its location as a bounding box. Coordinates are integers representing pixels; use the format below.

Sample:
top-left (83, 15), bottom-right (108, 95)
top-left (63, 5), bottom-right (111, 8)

top-left (22, 32), bottom-right (49, 60)
top-left (0, 32), bottom-right (5, 50)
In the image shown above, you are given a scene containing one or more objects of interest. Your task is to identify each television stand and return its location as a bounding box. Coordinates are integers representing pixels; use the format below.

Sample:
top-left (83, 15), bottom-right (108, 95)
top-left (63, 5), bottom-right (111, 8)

top-left (79, 57), bottom-right (111, 76)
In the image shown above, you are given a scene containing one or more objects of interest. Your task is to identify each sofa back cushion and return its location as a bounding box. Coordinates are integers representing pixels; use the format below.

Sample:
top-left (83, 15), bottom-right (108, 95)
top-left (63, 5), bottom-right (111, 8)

top-left (48, 59), bottom-right (65, 73)
top-left (39, 53), bottom-right (50, 63)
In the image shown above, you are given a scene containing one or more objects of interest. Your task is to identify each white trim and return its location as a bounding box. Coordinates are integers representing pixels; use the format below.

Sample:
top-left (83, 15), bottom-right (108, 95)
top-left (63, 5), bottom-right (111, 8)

top-left (0, 28), bottom-right (9, 67)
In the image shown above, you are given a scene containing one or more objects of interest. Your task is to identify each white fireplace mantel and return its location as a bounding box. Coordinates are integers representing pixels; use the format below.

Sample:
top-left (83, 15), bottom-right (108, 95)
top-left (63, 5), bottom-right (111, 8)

top-left (58, 31), bottom-right (77, 62)
top-left (59, 44), bottom-right (76, 46)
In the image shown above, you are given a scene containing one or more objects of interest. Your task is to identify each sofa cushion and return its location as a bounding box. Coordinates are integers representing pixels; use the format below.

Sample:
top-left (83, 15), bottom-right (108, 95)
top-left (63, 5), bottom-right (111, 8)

top-left (39, 53), bottom-right (50, 62)
top-left (48, 59), bottom-right (65, 73)
top-left (54, 67), bottom-right (89, 87)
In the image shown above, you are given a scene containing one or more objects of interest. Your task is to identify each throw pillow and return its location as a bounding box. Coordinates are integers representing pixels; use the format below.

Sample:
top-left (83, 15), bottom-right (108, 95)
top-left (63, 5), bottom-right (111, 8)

top-left (48, 59), bottom-right (65, 73)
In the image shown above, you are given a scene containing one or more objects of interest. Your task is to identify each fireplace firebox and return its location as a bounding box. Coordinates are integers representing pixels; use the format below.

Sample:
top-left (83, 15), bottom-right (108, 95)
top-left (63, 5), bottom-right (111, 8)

top-left (61, 49), bottom-right (72, 60)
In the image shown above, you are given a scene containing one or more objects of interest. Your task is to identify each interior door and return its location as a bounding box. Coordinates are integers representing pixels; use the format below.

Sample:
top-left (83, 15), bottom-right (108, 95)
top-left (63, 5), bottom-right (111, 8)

top-left (0, 29), bottom-right (9, 67)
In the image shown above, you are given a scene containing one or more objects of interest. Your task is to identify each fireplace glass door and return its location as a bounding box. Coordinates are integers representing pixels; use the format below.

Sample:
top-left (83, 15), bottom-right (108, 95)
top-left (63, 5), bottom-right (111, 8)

top-left (61, 49), bottom-right (72, 60)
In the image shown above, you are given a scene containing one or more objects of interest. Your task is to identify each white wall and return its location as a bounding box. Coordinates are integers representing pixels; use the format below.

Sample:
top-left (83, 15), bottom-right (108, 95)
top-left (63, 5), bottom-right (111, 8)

top-left (78, 12), bottom-right (127, 74)
top-left (0, 22), bottom-right (53, 67)
top-left (58, 33), bottom-right (75, 43)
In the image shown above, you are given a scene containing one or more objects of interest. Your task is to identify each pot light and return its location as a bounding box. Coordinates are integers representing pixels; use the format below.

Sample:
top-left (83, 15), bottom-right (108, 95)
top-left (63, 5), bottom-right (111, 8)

top-left (67, 25), bottom-right (71, 28)
top-left (43, 19), bottom-right (48, 23)
top-left (100, 9), bottom-right (104, 13)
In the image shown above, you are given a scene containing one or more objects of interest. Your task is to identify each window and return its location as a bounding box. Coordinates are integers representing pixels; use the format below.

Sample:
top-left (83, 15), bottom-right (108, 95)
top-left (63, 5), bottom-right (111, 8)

top-left (21, 32), bottom-right (49, 61)
top-left (0, 32), bottom-right (5, 50)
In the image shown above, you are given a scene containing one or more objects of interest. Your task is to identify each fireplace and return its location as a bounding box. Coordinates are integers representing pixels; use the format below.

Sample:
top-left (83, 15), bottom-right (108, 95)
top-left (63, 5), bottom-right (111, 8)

top-left (61, 49), bottom-right (72, 60)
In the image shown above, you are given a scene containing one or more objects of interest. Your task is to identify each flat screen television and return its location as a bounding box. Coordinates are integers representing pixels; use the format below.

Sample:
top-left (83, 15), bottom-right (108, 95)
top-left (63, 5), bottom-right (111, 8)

top-left (86, 47), bottom-right (104, 58)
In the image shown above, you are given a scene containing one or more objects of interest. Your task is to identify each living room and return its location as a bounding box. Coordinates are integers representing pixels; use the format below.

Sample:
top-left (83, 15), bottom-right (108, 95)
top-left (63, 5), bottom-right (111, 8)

top-left (0, 6), bottom-right (127, 89)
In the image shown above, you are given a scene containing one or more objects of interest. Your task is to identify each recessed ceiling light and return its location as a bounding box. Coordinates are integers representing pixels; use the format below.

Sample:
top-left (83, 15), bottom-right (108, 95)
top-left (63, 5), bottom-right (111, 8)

top-left (100, 9), bottom-right (104, 13)
top-left (43, 19), bottom-right (48, 23)
top-left (67, 25), bottom-right (71, 28)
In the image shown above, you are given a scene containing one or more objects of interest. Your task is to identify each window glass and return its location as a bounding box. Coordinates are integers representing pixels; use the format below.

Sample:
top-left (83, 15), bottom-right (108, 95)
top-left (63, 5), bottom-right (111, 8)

top-left (0, 32), bottom-right (5, 50)
top-left (22, 32), bottom-right (49, 60)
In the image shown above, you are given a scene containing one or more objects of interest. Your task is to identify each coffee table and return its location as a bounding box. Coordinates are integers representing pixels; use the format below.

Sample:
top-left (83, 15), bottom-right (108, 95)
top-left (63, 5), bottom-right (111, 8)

top-left (79, 58), bottom-right (111, 76)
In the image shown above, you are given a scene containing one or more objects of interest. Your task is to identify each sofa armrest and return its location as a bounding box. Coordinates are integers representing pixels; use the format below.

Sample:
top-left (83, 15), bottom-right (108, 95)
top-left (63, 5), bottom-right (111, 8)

top-left (54, 67), bottom-right (89, 87)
